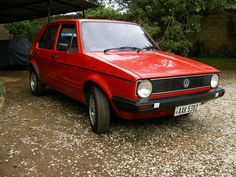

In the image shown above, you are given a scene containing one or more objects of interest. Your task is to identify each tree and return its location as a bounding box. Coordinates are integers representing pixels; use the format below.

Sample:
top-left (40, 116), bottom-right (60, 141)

top-left (85, 5), bottom-right (124, 20)
top-left (4, 0), bottom-right (236, 56)
top-left (4, 20), bottom-right (42, 42)
top-left (105, 0), bottom-right (236, 56)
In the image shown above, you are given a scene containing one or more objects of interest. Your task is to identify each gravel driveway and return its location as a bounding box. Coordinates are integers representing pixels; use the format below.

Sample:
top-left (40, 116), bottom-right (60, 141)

top-left (0, 70), bottom-right (235, 177)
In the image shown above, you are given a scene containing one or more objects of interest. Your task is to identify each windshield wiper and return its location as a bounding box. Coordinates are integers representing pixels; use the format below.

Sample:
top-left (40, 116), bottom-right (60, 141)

top-left (104, 46), bottom-right (140, 53)
top-left (137, 46), bottom-right (158, 53)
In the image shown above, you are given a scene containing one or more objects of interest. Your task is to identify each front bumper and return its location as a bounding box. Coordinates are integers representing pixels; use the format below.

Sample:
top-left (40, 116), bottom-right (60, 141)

top-left (112, 87), bottom-right (225, 113)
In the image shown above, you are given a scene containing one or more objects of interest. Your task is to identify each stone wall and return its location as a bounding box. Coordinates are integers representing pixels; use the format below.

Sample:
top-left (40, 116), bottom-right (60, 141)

top-left (198, 10), bottom-right (236, 56)
top-left (0, 24), bottom-right (10, 40)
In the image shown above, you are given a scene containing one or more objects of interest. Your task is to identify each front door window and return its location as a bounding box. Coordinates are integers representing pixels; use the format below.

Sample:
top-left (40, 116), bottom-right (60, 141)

top-left (57, 24), bottom-right (78, 52)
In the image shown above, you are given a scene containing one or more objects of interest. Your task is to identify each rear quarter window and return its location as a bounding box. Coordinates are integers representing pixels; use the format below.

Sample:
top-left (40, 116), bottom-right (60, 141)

top-left (39, 25), bottom-right (58, 50)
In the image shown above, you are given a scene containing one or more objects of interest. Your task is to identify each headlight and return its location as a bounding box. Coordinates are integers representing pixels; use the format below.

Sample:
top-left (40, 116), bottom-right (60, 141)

top-left (211, 74), bottom-right (219, 88)
top-left (137, 80), bottom-right (153, 98)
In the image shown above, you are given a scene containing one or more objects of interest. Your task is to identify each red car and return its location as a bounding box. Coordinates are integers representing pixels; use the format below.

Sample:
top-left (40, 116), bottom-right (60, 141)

top-left (29, 19), bottom-right (225, 133)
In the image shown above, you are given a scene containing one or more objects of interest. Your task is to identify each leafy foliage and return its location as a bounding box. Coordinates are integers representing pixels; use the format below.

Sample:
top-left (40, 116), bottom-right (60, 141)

top-left (160, 40), bottom-right (193, 57)
top-left (4, 20), bottom-right (42, 42)
top-left (4, 0), bottom-right (236, 56)
top-left (85, 6), bottom-right (124, 20)
top-left (90, 0), bottom-right (235, 56)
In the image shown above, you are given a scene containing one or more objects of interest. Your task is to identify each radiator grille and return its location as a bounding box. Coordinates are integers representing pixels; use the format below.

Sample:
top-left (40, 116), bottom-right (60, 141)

top-left (151, 75), bottom-right (212, 94)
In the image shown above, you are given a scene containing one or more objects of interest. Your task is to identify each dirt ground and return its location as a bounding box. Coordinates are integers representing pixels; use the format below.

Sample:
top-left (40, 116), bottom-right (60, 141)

top-left (0, 70), bottom-right (235, 177)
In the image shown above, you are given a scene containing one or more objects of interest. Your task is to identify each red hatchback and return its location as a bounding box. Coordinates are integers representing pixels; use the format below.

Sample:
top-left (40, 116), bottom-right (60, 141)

top-left (29, 19), bottom-right (225, 133)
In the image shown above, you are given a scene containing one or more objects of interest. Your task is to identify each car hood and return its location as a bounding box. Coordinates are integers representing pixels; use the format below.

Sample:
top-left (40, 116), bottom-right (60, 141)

top-left (90, 51), bottom-right (219, 79)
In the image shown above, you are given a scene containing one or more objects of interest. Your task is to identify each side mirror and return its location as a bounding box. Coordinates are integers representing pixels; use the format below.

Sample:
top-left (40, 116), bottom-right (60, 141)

top-left (57, 43), bottom-right (69, 52)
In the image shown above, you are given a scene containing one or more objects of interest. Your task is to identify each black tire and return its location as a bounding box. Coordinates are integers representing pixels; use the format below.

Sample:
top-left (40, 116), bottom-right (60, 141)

top-left (88, 86), bottom-right (110, 133)
top-left (29, 69), bottom-right (45, 96)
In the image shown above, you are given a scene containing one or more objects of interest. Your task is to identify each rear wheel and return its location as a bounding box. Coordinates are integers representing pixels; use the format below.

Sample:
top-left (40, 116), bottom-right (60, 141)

top-left (89, 86), bottom-right (110, 133)
top-left (29, 70), bottom-right (45, 96)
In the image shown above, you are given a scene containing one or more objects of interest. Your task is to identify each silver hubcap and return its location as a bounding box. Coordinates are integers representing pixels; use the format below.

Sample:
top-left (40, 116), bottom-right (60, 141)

top-left (30, 72), bottom-right (37, 91)
top-left (89, 95), bottom-right (96, 126)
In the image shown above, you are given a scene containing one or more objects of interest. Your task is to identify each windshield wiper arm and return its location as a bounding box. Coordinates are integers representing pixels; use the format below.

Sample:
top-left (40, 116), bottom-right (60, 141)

top-left (104, 46), bottom-right (140, 53)
top-left (137, 46), bottom-right (158, 53)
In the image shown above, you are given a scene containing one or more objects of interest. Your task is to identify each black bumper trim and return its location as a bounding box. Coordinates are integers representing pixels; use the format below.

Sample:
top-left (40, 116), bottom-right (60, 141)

top-left (112, 87), bottom-right (225, 112)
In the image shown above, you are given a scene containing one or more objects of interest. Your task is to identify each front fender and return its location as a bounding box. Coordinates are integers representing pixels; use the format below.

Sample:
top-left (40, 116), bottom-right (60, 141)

top-left (84, 74), bottom-right (113, 101)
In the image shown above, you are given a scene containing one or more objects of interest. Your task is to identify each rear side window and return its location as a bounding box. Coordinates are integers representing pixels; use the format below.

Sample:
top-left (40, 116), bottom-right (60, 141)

top-left (39, 25), bottom-right (58, 49)
top-left (57, 24), bottom-right (78, 52)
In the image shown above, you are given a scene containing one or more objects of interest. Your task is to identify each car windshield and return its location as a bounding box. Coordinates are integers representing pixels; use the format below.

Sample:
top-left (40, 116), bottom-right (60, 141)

top-left (81, 22), bottom-right (158, 52)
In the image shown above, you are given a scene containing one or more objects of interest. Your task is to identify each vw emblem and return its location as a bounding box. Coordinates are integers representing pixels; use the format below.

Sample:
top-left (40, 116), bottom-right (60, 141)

top-left (183, 79), bottom-right (190, 88)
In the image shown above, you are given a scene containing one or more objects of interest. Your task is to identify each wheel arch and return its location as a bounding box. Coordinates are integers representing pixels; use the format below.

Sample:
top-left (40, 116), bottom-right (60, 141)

top-left (29, 63), bottom-right (40, 79)
top-left (83, 77), bottom-right (112, 105)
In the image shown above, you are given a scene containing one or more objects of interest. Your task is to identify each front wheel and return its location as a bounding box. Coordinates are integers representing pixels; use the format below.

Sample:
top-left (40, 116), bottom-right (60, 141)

top-left (29, 70), bottom-right (45, 96)
top-left (89, 86), bottom-right (110, 133)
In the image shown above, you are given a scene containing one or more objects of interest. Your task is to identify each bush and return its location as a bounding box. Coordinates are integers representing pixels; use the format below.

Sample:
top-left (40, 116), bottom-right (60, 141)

top-left (85, 6), bottom-right (123, 20)
top-left (4, 20), bottom-right (42, 42)
top-left (159, 40), bottom-right (193, 57)
top-left (134, 18), bottom-right (161, 40)
top-left (0, 82), bottom-right (6, 96)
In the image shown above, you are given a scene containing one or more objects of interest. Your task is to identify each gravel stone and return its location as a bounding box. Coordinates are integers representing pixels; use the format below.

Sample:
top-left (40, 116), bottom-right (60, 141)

top-left (0, 70), bottom-right (235, 176)
top-left (0, 96), bottom-right (4, 113)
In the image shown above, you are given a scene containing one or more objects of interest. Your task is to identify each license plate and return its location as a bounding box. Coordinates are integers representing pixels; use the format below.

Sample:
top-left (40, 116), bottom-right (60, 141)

top-left (174, 103), bottom-right (201, 116)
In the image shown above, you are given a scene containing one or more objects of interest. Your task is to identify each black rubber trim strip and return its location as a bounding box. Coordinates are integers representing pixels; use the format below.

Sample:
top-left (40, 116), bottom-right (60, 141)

top-left (112, 87), bottom-right (225, 112)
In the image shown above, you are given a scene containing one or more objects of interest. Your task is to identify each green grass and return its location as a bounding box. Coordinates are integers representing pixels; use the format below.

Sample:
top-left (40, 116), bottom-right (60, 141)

top-left (191, 58), bottom-right (236, 70)
top-left (0, 82), bottom-right (6, 96)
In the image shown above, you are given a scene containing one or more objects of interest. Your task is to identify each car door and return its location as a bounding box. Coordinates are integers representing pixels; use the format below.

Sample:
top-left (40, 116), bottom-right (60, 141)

top-left (52, 23), bottom-right (83, 98)
top-left (36, 24), bottom-right (60, 85)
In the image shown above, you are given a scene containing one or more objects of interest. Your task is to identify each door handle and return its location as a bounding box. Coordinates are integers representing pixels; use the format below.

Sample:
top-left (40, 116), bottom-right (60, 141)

top-left (51, 54), bottom-right (58, 59)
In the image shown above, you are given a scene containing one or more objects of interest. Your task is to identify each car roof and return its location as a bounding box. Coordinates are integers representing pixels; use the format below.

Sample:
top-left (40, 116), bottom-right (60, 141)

top-left (46, 19), bottom-right (137, 25)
